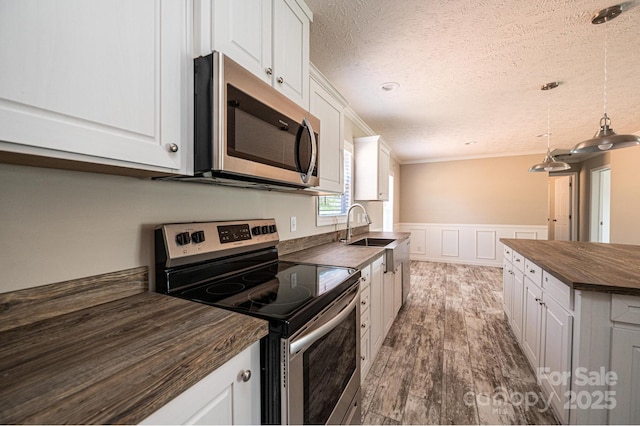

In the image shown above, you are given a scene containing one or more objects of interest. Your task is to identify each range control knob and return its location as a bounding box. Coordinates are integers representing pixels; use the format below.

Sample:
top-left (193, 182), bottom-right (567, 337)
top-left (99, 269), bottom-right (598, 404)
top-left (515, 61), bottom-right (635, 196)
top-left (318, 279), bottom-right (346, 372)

top-left (261, 225), bottom-right (269, 234)
top-left (251, 226), bottom-right (261, 236)
top-left (269, 224), bottom-right (277, 233)
top-left (191, 230), bottom-right (205, 244)
top-left (176, 232), bottom-right (191, 246)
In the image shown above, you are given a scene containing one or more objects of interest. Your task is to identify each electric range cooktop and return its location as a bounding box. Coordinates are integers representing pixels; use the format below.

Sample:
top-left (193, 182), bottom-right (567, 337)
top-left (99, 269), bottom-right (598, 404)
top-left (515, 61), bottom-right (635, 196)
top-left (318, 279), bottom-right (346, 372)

top-left (174, 260), bottom-right (355, 320)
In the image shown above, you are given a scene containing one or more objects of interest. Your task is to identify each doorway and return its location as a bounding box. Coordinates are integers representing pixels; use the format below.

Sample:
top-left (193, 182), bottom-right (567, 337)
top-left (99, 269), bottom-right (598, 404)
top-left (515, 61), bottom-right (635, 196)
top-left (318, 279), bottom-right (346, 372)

top-left (590, 166), bottom-right (611, 243)
top-left (383, 175), bottom-right (394, 232)
top-left (548, 174), bottom-right (577, 241)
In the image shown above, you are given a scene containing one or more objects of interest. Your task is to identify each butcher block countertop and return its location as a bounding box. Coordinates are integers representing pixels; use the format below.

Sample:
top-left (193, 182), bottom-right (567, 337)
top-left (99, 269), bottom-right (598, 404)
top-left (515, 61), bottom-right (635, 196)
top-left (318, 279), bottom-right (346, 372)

top-left (501, 239), bottom-right (640, 296)
top-left (281, 231), bottom-right (410, 269)
top-left (0, 268), bottom-right (268, 424)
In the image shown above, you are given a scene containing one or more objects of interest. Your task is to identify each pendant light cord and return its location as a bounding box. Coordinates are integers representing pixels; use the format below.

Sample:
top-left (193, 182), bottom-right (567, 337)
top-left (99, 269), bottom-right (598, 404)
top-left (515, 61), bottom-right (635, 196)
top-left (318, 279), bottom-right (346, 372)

top-left (547, 98), bottom-right (551, 150)
top-left (603, 16), bottom-right (608, 115)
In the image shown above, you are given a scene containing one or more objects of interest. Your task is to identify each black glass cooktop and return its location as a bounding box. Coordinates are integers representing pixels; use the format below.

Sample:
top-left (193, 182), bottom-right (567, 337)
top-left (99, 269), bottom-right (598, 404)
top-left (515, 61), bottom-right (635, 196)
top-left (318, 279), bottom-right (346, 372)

top-left (176, 261), bottom-right (357, 321)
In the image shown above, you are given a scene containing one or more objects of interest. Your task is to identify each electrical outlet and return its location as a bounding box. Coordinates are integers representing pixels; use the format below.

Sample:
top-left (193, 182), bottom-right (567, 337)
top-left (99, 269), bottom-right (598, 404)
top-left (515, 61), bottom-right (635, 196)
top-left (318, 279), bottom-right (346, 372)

top-left (290, 216), bottom-right (297, 232)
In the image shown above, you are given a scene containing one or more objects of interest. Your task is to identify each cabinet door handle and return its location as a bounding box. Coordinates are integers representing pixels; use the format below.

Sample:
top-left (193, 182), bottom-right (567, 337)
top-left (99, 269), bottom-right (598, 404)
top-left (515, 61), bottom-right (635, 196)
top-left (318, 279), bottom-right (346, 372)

top-left (239, 370), bottom-right (252, 382)
top-left (168, 143), bottom-right (179, 153)
top-left (277, 76), bottom-right (284, 84)
top-left (265, 67), bottom-right (273, 75)
top-left (530, 269), bottom-right (536, 274)
top-left (535, 298), bottom-right (541, 303)
top-left (361, 323), bottom-right (366, 328)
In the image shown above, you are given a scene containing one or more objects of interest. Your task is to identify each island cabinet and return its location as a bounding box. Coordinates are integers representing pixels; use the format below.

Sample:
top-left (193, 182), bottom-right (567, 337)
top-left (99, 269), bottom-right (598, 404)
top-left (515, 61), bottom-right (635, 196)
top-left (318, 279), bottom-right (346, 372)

top-left (140, 342), bottom-right (261, 425)
top-left (0, 0), bottom-right (190, 175)
top-left (207, 0), bottom-right (312, 107)
top-left (353, 135), bottom-right (391, 201)
top-left (501, 240), bottom-right (640, 425)
top-left (609, 295), bottom-right (640, 425)
top-left (502, 247), bottom-right (514, 321)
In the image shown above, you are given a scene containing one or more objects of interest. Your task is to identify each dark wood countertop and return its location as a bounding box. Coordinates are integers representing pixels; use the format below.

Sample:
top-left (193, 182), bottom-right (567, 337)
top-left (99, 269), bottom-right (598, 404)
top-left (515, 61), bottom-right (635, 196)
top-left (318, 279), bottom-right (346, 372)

top-left (501, 239), bottom-right (640, 295)
top-left (0, 292), bottom-right (268, 424)
top-left (281, 231), bottom-right (410, 269)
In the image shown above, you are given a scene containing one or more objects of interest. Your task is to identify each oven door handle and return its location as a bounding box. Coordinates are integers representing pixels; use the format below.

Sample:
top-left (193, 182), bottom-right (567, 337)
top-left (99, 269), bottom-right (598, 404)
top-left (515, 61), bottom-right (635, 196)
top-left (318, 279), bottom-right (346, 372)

top-left (289, 287), bottom-right (358, 355)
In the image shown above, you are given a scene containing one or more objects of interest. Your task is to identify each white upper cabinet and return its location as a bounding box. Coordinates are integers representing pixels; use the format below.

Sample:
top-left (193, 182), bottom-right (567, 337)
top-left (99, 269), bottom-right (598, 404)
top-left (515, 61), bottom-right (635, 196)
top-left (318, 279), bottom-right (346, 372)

top-left (0, 0), bottom-right (191, 174)
top-left (209, 0), bottom-right (311, 107)
top-left (309, 67), bottom-right (346, 193)
top-left (354, 135), bottom-right (391, 201)
top-left (209, 0), bottom-right (272, 82)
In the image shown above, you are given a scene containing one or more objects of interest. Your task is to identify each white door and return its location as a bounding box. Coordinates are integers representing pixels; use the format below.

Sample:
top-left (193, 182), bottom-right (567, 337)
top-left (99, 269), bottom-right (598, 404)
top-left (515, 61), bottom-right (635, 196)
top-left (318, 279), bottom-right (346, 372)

top-left (590, 167), bottom-right (611, 243)
top-left (553, 176), bottom-right (572, 241)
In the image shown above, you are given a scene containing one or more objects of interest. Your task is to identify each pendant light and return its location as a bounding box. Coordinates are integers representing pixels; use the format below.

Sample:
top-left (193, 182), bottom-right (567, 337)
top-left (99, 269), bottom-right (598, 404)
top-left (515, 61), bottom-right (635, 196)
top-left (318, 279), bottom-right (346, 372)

top-left (529, 82), bottom-right (571, 173)
top-left (571, 4), bottom-right (640, 153)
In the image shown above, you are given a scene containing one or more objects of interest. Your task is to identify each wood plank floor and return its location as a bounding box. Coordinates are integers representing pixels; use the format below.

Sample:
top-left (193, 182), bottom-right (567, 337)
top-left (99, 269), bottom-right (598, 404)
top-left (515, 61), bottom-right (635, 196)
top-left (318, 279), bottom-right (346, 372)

top-left (361, 261), bottom-right (559, 425)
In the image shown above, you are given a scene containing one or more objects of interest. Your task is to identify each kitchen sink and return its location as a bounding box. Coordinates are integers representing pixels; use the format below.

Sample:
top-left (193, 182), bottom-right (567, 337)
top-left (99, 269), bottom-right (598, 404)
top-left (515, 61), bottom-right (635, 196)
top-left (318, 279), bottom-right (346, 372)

top-left (348, 238), bottom-right (396, 247)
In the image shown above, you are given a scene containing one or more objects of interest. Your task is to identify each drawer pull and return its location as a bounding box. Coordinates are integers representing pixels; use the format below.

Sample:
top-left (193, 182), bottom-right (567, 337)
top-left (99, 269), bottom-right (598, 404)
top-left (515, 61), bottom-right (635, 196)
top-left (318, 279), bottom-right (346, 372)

top-left (361, 323), bottom-right (366, 328)
top-left (361, 300), bottom-right (367, 305)
top-left (530, 269), bottom-right (536, 274)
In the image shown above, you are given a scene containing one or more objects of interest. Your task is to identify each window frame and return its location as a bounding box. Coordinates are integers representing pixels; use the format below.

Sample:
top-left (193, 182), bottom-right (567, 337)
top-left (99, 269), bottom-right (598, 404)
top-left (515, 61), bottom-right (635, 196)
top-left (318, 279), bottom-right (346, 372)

top-left (316, 141), bottom-right (353, 226)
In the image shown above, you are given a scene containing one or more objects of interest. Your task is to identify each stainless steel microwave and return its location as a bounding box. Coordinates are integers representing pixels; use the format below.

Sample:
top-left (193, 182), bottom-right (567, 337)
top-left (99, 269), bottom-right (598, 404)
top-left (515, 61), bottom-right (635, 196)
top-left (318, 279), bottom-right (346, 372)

top-left (191, 51), bottom-right (319, 189)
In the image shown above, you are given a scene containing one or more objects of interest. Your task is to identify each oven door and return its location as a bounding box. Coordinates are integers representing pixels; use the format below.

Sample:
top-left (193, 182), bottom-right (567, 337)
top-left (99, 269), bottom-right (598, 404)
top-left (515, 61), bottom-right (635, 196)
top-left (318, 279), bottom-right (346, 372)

top-left (282, 284), bottom-right (361, 425)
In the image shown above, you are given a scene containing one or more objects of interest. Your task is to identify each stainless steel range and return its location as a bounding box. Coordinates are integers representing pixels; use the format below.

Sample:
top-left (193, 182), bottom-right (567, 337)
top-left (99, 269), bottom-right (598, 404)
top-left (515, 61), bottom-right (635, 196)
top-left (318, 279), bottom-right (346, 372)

top-left (154, 219), bottom-right (361, 425)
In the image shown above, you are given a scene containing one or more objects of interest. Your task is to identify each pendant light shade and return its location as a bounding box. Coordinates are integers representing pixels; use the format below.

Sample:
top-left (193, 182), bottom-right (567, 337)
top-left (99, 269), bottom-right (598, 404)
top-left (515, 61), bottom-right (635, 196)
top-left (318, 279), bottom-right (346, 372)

top-left (529, 148), bottom-right (571, 172)
top-left (529, 82), bottom-right (571, 173)
top-left (571, 4), bottom-right (640, 154)
top-left (571, 113), bottom-right (640, 153)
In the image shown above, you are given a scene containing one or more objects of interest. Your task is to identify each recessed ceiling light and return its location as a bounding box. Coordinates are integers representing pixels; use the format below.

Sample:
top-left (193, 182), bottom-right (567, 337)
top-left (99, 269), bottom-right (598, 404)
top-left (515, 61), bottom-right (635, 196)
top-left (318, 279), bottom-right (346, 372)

top-left (380, 82), bottom-right (400, 92)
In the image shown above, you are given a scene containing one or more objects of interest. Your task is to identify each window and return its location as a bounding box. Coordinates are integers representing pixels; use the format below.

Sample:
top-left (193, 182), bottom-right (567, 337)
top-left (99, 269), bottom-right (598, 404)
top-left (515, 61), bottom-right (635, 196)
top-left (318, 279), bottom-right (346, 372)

top-left (317, 144), bottom-right (353, 225)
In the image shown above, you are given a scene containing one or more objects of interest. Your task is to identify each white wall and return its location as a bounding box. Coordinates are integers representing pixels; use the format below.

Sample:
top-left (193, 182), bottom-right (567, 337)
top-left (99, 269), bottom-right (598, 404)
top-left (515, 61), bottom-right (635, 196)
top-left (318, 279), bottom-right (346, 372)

top-left (0, 163), bottom-right (365, 293)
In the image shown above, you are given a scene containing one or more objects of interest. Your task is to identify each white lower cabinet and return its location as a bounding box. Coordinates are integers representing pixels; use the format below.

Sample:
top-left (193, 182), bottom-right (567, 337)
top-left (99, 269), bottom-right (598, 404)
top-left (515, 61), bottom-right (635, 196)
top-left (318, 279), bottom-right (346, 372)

top-left (361, 254), bottom-right (403, 383)
top-left (359, 263), bottom-right (372, 383)
top-left (510, 268), bottom-right (525, 342)
top-left (383, 271), bottom-right (395, 336)
top-left (609, 295), bottom-right (640, 425)
top-left (393, 264), bottom-right (403, 316)
top-left (502, 257), bottom-right (514, 321)
top-left (369, 255), bottom-right (385, 360)
top-left (521, 276), bottom-right (542, 368)
top-left (504, 250), bottom-right (573, 424)
top-left (539, 294), bottom-right (573, 424)
top-left (140, 342), bottom-right (260, 425)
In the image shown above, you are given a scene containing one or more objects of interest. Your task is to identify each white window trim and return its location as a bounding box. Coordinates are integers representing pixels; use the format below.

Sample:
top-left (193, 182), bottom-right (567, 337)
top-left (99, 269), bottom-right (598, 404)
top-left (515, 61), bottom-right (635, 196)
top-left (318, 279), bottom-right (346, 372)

top-left (316, 141), bottom-right (353, 227)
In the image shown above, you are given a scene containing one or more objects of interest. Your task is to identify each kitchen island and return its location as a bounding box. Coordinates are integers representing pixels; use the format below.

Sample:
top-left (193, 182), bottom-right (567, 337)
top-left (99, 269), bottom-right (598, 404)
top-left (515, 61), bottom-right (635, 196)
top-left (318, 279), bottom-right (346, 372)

top-left (0, 267), bottom-right (268, 424)
top-left (500, 239), bottom-right (640, 425)
top-left (501, 239), bottom-right (640, 295)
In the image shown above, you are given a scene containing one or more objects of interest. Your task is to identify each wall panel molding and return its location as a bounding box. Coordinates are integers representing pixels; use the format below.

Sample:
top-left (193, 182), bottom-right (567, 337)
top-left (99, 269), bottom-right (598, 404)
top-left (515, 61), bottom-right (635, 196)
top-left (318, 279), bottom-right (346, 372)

top-left (441, 229), bottom-right (459, 257)
top-left (398, 223), bottom-right (548, 267)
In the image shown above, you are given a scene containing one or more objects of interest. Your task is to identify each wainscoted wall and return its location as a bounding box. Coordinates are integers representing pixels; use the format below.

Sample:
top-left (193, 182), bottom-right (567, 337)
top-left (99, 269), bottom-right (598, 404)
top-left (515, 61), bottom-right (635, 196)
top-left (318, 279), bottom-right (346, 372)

top-left (397, 223), bottom-right (548, 267)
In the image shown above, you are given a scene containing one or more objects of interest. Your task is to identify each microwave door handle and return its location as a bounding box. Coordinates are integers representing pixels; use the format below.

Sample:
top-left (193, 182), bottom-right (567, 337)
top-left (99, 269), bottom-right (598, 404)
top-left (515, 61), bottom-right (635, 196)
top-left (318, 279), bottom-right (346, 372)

top-left (295, 117), bottom-right (317, 184)
top-left (289, 287), bottom-right (358, 355)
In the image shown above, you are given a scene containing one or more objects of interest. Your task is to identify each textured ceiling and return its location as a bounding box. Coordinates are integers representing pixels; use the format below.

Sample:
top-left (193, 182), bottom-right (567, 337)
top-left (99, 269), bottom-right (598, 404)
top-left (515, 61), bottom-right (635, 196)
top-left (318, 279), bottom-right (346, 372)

top-left (305, 0), bottom-right (640, 163)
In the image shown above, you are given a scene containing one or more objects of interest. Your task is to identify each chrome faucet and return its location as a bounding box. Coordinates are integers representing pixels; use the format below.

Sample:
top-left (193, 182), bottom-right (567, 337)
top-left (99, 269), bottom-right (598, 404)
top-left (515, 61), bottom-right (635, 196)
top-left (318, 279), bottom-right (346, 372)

top-left (344, 203), bottom-right (372, 243)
